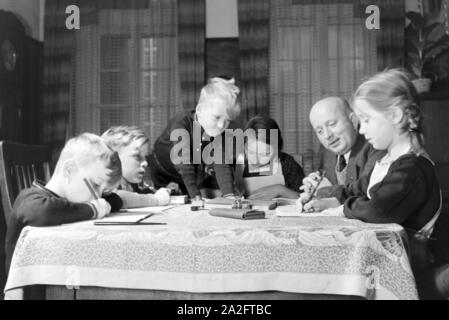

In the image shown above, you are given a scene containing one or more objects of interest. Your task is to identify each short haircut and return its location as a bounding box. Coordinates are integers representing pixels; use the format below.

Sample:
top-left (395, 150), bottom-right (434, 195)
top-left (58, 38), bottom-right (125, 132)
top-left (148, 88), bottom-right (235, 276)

top-left (197, 77), bottom-right (241, 120)
top-left (56, 133), bottom-right (122, 187)
top-left (245, 116), bottom-right (284, 152)
top-left (101, 126), bottom-right (149, 152)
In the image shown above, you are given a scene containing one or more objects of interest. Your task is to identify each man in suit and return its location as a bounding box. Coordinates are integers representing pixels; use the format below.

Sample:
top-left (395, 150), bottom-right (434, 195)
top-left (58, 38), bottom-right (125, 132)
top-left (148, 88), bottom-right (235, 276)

top-left (301, 97), bottom-right (385, 200)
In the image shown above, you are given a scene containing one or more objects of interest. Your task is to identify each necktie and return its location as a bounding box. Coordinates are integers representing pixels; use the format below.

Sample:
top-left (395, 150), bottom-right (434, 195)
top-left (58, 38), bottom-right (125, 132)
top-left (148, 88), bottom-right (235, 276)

top-left (337, 155), bottom-right (347, 172)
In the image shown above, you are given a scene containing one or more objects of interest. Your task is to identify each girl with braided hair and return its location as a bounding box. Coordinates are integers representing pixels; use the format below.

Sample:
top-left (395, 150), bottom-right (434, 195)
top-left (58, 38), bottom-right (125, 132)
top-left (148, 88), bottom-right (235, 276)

top-left (303, 69), bottom-right (448, 298)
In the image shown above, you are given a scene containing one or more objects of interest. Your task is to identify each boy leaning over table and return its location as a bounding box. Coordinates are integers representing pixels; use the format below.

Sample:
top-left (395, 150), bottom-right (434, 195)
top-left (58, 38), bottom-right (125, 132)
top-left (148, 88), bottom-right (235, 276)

top-left (102, 126), bottom-right (172, 208)
top-left (148, 77), bottom-right (241, 199)
top-left (5, 133), bottom-right (123, 273)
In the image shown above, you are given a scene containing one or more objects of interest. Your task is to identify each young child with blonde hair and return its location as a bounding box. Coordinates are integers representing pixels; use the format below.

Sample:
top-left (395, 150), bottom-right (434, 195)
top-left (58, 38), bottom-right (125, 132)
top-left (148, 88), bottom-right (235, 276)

top-left (5, 133), bottom-right (123, 271)
top-left (298, 70), bottom-right (448, 297)
top-left (101, 126), bottom-right (171, 207)
top-left (149, 77), bottom-right (241, 198)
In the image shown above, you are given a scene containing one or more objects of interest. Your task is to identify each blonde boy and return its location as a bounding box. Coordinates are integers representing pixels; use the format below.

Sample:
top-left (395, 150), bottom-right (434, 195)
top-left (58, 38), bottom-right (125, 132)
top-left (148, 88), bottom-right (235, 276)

top-left (5, 133), bottom-right (123, 270)
top-left (101, 126), bottom-right (171, 207)
top-left (149, 77), bottom-right (241, 198)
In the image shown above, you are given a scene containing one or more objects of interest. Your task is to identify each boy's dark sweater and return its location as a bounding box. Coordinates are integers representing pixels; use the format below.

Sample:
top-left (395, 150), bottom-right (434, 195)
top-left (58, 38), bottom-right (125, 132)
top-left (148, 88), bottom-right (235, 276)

top-left (151, 110), bottom-right (234, 198)
top-left (5, 182), bottom-right (122, 272)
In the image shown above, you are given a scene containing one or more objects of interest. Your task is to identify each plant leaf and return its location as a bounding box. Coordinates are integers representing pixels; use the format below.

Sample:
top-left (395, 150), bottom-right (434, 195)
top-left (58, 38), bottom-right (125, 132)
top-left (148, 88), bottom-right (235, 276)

top-left (406, 11), bottom-right (425, 30)
top-left (423, 23), bottom-right (441, 39)
top-left (407, 52), bottom-right (420, 62)
top-left (427, 23), bottom-right (446, 42)
top-left (424, 35), bottom-right (449, 60)
top-left (406, 37), bottom-right (424, 53)
top-left (411, 64), bottom-right (422, 78)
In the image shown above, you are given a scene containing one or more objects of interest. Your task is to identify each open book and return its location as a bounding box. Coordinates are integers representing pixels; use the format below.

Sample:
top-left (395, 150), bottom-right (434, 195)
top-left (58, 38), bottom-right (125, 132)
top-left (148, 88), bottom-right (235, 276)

top-left (94, 206), bottom-right (174, 225)
top-left (93, 212), bottom-right (166, 225)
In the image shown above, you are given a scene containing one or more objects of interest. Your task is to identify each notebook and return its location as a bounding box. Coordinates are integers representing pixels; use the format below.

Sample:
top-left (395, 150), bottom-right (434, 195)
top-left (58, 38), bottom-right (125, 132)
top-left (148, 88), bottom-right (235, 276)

top-left (170, 195), bottom-right (189, 205)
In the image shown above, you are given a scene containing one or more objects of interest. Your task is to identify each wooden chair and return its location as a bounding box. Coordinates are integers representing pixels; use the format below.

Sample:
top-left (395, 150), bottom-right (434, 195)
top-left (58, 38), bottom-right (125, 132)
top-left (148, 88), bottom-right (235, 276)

top-left (0, 141), bottom-right (51, 298)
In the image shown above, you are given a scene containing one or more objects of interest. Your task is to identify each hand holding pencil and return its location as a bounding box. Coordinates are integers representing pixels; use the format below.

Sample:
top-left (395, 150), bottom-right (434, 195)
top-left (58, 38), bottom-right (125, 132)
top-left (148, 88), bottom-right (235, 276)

top-left (298, 170), bottom-right (342, 213)
top-left (297, 170), bottom-right (326, 212)
top-left (84, 178), bottom-right (111, 219)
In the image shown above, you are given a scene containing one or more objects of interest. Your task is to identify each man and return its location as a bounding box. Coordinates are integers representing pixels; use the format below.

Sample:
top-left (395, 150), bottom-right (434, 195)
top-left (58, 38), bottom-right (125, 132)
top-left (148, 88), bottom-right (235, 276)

top-left (300, 97), bottom-right (385, 206)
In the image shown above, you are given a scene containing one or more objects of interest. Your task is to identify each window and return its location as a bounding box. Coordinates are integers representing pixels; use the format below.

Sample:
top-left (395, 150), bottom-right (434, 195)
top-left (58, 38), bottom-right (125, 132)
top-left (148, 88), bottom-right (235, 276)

top-left (269, 2), bottom-right (377, 172)
top-left (71, 8), bottom-right (181, 147)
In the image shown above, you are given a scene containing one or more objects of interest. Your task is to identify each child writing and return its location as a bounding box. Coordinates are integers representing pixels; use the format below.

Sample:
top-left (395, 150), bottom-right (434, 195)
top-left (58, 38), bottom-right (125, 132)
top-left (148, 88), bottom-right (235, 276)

top-left (101, 126), bottom-right (171, 207)
top-left (5, 133), bottom-right (123, 271)
top-left (235, 116), bottom-right (305, 199)
top-left (149, 77), bottom-right (241, 199)
top-left (298, 69), bottom-right (447, 277)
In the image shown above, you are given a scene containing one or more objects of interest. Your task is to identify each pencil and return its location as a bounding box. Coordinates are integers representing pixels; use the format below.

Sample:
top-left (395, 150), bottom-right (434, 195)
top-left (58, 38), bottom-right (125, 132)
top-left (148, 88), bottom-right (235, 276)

top-left (135, 212), bottom-right (155, 223)
top-left (94, 221), bottom-right (167, 226)
top-left (83, 178), bottom-right (99, 200)
top-left (304, 170), bottom-right (326, 204)
top-left (134, 206), bottom-right (175, 223)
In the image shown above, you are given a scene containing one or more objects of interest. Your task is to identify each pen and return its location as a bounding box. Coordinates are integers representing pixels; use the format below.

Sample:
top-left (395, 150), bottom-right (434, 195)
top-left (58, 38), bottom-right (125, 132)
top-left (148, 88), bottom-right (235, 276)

top-left (83, 178), bottom-right (99, 200)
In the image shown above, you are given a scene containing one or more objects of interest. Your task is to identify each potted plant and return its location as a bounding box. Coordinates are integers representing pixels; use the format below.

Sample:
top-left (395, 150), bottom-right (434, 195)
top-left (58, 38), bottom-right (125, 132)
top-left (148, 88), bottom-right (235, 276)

top-left (405, 11), bottom-right (449, 93)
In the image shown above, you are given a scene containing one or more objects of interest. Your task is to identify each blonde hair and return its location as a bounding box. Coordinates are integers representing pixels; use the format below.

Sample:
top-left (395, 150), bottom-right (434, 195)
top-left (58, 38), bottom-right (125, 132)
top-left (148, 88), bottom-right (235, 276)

top-left (352, 69), bottom-right (425, 154)
top-left (197, 77), bottom-right (241, 120)
top-left (56, 133), bottom-right (122, 187)
top-left (101, 126), bottom-right (149, 152)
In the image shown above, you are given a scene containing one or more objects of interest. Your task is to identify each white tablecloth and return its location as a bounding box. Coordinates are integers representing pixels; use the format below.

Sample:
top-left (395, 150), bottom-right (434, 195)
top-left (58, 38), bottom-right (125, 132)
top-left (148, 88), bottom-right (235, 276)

top-left (4, 205), bottom-right (419, 300)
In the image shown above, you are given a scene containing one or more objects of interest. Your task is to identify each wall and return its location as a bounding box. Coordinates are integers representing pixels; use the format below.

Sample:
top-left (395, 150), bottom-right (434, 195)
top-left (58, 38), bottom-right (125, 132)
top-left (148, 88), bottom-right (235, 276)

top-left (0, 0), bottom-right (45, 41)
top-left (206, 0), bottom-right (238, 38)
top-left (405, 0), bottom-right (421, 13)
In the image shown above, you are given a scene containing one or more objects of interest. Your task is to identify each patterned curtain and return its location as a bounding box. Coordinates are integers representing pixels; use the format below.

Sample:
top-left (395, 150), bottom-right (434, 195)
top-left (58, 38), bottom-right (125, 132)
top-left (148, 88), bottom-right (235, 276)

top-left (44, 0), bottom-right (181, 166)
top-left (177, 0), bottom-right (206, 110)
top-left (237, 0), bottom-right (270, 122)
top-left (44, 0), bottom-right (77, 167)
top-left (376, 0), bottom-right (405, 70)
top-left (269, 0), bottom-right (404, 174)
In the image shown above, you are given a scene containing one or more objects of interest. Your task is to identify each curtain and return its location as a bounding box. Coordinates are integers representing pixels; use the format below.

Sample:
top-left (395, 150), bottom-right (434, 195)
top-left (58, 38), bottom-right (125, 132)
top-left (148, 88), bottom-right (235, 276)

top-left (376, 0), bottom-right (405, 70)
top-left (44, 0), bottom-right (77, 167)
top-left (44, 0), bottom-right (181, 163)
top-left (177, 0), bottom-right (206, 110)
top-left (237, 0), bottom-right (270, 122)
top-left (269, 0), bottom-right (403, 174)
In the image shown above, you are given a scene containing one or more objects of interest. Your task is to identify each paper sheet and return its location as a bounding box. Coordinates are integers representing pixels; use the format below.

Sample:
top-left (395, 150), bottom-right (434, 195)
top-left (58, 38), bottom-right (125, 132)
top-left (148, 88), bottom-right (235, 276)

top-left (97, 213), bottom-right (155, 223)
top-left (119, 205), bottom-right (175, 214)
top-left (275, 205), bottom-right (344, 217)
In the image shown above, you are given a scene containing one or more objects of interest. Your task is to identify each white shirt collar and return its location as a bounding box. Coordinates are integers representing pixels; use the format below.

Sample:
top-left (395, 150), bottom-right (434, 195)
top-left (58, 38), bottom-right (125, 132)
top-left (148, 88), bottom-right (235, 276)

top-left (343, 151), bottom-right (350, 163)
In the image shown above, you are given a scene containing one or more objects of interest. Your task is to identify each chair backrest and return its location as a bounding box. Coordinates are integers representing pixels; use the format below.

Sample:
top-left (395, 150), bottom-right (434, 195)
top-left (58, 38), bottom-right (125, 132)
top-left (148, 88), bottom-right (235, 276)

top-left (0, 141), bottom-right (51, 222)
top-left (0, 141), bottom-right (51, 297)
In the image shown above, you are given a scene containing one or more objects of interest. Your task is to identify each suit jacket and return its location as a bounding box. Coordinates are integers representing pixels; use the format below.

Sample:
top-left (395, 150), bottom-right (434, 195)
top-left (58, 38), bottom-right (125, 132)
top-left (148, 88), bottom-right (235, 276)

top-left (317, 134), bottom-right (385, 198)
top-left (320, 134), bottom-right (385, 185)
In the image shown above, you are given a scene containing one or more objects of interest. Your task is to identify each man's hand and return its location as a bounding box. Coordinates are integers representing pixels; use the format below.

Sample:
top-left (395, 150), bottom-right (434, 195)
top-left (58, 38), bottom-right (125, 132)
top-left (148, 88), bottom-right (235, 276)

top-left (300, 171), bottom-right (332, 193)
top-left (303, 197), bottom-right (341, 213)
top-left (90, 199), bottom-right (111, 219)
top-left (297, 192), bottom-right (312, 206)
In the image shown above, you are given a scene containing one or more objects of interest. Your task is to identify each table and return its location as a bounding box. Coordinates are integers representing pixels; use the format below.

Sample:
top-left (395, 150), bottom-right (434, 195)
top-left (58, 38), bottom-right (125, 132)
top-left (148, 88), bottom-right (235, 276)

top-left (4, 204), bottom-right (419, 300)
